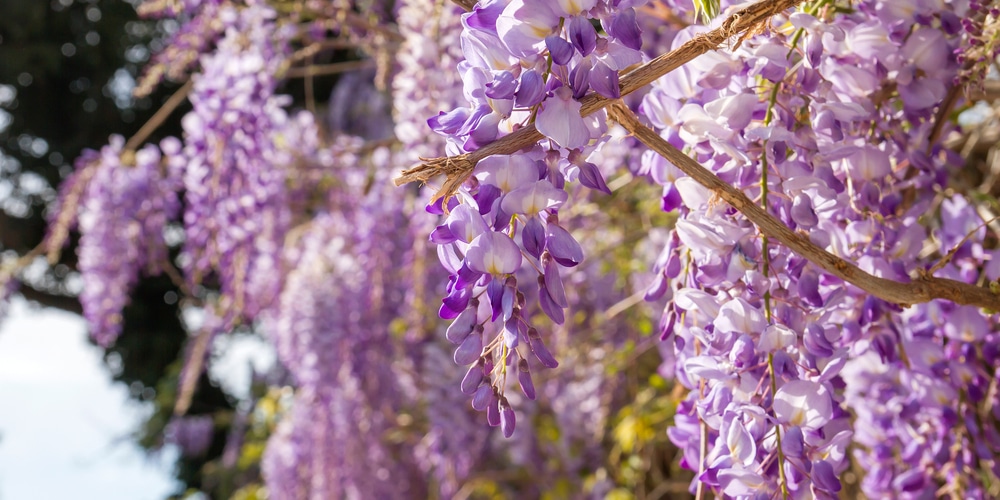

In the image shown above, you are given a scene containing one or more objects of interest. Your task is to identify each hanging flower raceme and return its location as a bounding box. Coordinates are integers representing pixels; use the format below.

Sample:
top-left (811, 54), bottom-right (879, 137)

top-left (176, 1), bottom-right (296, 327)
top-left (69, 136), bottom-right (180, 347)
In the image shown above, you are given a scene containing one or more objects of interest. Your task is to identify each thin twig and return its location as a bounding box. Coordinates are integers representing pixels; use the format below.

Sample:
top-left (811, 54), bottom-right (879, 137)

top-left (928, 216), bottom-right (1000, 275)
top-left (0, 242), bottom-right (45, 286)
top-left (393, 0), bottom-right (803, 201)
top-left (285, 60), bottom-right (375, 78)
top-left (304, 53), bottom-right (317, 115)
top-left (124, 80), bottom-right (194, 153)
top-left (607, 102), bottom-right (1000, 310)
top-left (45, 163), bottom-right (98, 264)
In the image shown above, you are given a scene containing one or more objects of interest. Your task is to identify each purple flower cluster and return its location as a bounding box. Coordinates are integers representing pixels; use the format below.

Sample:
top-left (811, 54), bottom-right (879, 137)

top-left (426, 0), bottom-right (652, 435)
top-left (954, 1), bottom-right (1000, 89)
top-left (74, 136), bottom-right (180, 346)
top-left (176, 1), bottom-right (295, 326)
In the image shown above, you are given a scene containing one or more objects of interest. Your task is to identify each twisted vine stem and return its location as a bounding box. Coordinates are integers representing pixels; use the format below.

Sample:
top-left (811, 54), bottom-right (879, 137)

top-left (606, 102), bottom-right (1000, 310)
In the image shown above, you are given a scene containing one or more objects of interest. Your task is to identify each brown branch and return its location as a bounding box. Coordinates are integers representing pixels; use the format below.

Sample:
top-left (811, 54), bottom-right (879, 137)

top-left (607, 102), bottom-right (1000, 310)
top-left (450, 0), bottom-right (476, 12)
top-left (18, 283), bottom-right (84, 314)
top-left (393, 0), bottom-right (803, 201)
top-left (174, 326), bottom-right (215, 416)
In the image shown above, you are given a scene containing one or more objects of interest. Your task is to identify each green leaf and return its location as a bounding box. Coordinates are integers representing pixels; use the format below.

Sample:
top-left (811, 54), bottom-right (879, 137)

top-left (694, 0), bottom-right (721, 23)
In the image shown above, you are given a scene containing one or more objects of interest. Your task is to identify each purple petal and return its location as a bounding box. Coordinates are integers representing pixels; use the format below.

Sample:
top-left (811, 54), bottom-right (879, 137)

top-left (576, 160), bottom-right (613, 194)
top-left (528, 328), bottom-right (559, 368)
top-left (803, 323), bottom-right (834, 357)
top-left (597, 37), bottom-right (642, 69)
top-left (535, 87), bottom-right (590, 149)
top-left (545, 35), bottom-right (575, 66)
top-left (428, 107), bottom-right (470, 135)
top-left (542, 253), bottom-right (568, 307)
top-left (465, 112), bottom-right (501, 149)
top-left (659, 309), bottom-right (677, 341)
top-left (568, 15), bottom-right (596, 56)
top-left (501, 179), bottom-right (568, 215)
top-left (454, 329), bottom-right (483, 365)
top-left (446, 306), bottom-right (477, 344)
top-left (461, 361), bottom-right (485, 394)
top-left (446, 203), bottom-right (489, 243)
top-left (842, 145), bottom-right (891, 181)
top-left (478, 154), bottom-right (540, 192)
top-left (475, 183), bottom-right (503, 215)
top-left (811, 460), bottom-right (842, 492)
top-left (662, 183), bottom-right (683, 212)
top-left (782, 426), bottom-right (805, 457)
top-left (466, 231), bottom-right (523, 275)
top-left (485, 70), bottom-right (518, 99)
top-left (496, 0), bottom-right (558, 58)
top-left (486, 391), bottom-right (502, 426)
top-left (729, 334), bottom-right (756, 367)
top-left (517, 359), bottom-right (536, 400)
top-left (773, 380), bottom-right (833, 430)
top-left (545, 223), bottom-right (584, 267)
top-left (499, 397), bottom-right (516, 437)
top-left (441, 285), bottom-right (471, 318)
top-left (502, 319), bottom-right (520, 351)
top-left (521, 216), bottom-right (545, 259)
top-left (501, 277), bottom-right (517, 322)
top-left (471, 383), bottom-right (492, 411)
top-left (724, 419), bottom-right (757, 466)
top-left (903, 27), bottom-right (949, 72)
top-left (466, 0), bottom-right (503, 29)
top-left (430, 224), bottom-right (457, 244)
top-left (454, 263), bottom-right (482, 290)
top-left (569, 58), bottom-right (591, 99)
top-left (487, 277), bottom-right (504, 321)
top-left (426, 197), bottom-right (447, 215)
top-left (704, 92), bottom-right (758, 131)
top-left (797, 270), bottom-right (824, 307)
top-left (606, 8), bottom-right (642, 50)
top-left (538, 282), bottom-right (565, 324)
top-left (589, 60), bottom-right (620, 99)
top-left (515, 70), bottom-right (545, 107)
top-left (718, 468), bottom-right (766, 498)
top-left (791, 193), bottom-right (819, 227)
top-left (491, 202), bottom-right (512, 231)
top-left (644, 272), bottom-right (668, 301)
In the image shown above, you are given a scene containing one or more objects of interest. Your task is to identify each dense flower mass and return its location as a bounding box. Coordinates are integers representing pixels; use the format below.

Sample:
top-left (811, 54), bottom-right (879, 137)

top-left (637, 0), bottom-right (1000, 497)
top-left (18, 0), bottom-right (1000, 497)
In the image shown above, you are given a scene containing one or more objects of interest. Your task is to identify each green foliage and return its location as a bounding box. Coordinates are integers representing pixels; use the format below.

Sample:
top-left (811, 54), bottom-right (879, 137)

top-left (693, 0), bottom-right (720, 23)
